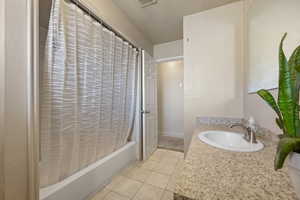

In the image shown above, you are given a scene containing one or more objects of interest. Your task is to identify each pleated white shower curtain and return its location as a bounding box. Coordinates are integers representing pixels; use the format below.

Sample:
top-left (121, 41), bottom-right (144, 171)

top-left (40, 0), bottom-right (139, 187)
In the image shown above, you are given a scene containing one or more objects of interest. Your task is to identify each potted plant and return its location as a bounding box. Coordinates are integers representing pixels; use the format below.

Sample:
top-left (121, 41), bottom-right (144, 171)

top-left (257, 33), bottom-right (300, 197)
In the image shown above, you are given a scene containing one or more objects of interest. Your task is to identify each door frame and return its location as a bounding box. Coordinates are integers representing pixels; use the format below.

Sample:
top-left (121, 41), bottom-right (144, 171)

top-left (0, 1), bottom-right (5, 198)
top-left (139, 50), bottom-right (145, 161)
top-left (1, 0), bottom-right (39, 199)
top-left (28, 0), bottom-right (40, 199)
top-left (141, 50), bottom-right (147, 160)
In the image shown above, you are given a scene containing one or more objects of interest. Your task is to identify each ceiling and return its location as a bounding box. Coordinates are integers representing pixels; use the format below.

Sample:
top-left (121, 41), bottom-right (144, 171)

top-left (112, 0), bottom-right (240, 44)
top-left (40, 0), bottom-right (241, 44)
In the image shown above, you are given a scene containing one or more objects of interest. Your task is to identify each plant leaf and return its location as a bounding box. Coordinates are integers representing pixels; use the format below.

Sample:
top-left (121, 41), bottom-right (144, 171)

top-left (291, 45), bottom-right (300, 73)
top-left (275, 137), bottom-right (300, 170)
top-left (276, 118), bottom-right (284, 130)
top-left (288, 45), bottom-right (300, 137)
top-left (257, 89), bottom-right (285, 133)
top-left (278, 33), bottom-right (297, 137)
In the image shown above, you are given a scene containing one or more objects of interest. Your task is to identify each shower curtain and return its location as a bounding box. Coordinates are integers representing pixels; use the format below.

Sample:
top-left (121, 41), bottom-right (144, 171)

top-left (40, 0), bottom-right (139, 187)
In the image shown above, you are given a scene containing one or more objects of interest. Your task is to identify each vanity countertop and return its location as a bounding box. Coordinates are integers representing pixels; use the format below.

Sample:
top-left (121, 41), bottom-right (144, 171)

top-left (174, 124), bottom-right (298, 200)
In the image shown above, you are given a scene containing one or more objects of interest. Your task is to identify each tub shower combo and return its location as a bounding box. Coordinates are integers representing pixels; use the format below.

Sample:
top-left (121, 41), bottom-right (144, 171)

top-left (39, 0), bottom-right (142, 199)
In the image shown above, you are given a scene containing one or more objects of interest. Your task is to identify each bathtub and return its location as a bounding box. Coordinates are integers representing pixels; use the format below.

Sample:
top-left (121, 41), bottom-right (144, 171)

top-left (40, 141), bottom-right (137, 200)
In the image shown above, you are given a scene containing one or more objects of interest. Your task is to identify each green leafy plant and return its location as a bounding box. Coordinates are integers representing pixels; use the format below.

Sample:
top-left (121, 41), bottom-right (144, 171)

top-left (257, 33), bottom-right (300, 170)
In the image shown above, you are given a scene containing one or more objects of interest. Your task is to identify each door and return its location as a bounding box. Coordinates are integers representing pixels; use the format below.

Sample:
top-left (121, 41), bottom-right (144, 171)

top-left (142, 50), bottom-right (158, 160)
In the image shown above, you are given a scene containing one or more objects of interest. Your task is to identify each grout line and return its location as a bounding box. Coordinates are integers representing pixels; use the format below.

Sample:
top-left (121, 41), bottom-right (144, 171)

top-left (130, 180), bottom-right (144, 200)
top-left (95, 149), bottom-right (182, 200)
top-left (101, 189), bottom-right (111, 200)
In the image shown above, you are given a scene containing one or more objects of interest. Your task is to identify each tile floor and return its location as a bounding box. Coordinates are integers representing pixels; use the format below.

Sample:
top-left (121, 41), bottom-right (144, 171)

top-left (158, 136), bottom-right (184, 152)
top-left (91, 149), bottom-right (184, 200)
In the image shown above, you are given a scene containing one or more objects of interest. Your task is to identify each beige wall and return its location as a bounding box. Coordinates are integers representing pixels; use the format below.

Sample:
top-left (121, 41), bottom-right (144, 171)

top-left (154, 40), bottom-right (183, 62)
top-left (158, 60), bottom-right (184, 138)
top-left (244, 0), bottom-right (300, 134)
top-left (40, 0), bottom-right (153, 54)
top-left (0, 0), bottom-right (5, 198)
top-left (183, 1), bottom-right (244, 152)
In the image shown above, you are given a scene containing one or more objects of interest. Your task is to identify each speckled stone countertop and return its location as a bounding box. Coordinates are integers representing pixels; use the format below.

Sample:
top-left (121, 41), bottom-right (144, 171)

top-left (174, 124), bottom-right (299, 200)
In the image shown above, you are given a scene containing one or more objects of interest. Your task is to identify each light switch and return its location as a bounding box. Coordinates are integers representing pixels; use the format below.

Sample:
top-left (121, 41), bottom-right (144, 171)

top-left (179, 81), bottom-right (183, 88)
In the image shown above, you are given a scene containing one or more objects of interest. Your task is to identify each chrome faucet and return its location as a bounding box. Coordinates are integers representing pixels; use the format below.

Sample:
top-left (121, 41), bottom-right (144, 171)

top-left (230, 123), bottom-right (257, 144)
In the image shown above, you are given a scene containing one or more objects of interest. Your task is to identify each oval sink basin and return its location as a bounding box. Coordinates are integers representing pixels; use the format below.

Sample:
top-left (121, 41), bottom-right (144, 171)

top-left (198, 131), bottom-right (264, 152)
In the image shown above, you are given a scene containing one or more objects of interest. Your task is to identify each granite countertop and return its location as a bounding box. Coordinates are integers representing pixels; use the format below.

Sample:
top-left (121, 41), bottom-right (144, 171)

top-left (174, 124), bottom-right (298, 200)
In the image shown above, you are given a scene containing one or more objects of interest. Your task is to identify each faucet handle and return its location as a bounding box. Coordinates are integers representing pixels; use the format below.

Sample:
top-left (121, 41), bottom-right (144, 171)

top-left (248, 116), bottom-right (255, 125)
top-left (247, 117), bottom-right (257, 131)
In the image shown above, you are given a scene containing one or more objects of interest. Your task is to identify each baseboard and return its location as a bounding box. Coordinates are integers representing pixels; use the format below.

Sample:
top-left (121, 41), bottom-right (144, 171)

top-left (159, 131), bottom-right (184, 139)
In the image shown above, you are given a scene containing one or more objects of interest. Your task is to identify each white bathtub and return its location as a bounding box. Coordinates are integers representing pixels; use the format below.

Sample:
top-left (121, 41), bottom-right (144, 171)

top-left (40, 141), bottom-right (137, 200)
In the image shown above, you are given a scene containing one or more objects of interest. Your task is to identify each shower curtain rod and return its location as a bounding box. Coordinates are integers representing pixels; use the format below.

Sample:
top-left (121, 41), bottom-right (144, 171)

top-left (69, 0), bottom-right (141, 51)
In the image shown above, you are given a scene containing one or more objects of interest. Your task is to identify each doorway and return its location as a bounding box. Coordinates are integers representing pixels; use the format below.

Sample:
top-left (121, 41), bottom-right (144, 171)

top-left (157, 60), bottom-right (184, 152)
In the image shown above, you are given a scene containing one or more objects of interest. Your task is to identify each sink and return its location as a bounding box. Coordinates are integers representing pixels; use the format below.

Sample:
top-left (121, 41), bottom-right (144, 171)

top-left (198, 130), bottom-right (264, 152)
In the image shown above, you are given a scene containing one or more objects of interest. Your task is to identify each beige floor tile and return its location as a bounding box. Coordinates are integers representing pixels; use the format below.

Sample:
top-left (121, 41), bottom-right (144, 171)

top-left (166, 175), bottom-right (177, 192)
top-left (161, 156), bottom-right (179, 166)
top-left (91, 187), bottom-right (111, 200)
top-left (157, 149), bottom-right (171, 157)
top-left (125, 167), bottom-right (152, 182)
top-left (120, 164), bottom-right (136, 176)
top-left (164, 149), bottom-right (183, 158)
top-left (161, 190), bottom-right (174, 200)
top-left (174, 152), bottom-right (184, 159)
top-left (133, 183), bottom-right (164, 200)
top-left (153, 162), bottom-right (176, 175)
top-left (140, 160), bottom-right (160, 171)
top-left (106, 176), bottom-right (127, 190)
top-left (109, 176), bottom-right (143, 198)
top-left (149, 150), bottom-right (164, 162)
top-left (175, 160), bottom-right (185, 172)
top-left (145, 172), bottom-right (170, 189)
top-left (103, 192), bottom-right (130, 200)
top-left (148, 155), bottom-right (161, 162)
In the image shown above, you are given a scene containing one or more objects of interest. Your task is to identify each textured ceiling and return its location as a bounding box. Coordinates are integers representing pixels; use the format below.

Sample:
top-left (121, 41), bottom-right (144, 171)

top-left (113, 0), bottom-right (241, 44)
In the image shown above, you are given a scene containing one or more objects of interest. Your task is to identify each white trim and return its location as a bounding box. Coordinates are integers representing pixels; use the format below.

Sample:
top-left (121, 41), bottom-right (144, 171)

top-left (142, 50), bottom-right (146, 160)
top-left (155, 56), bottom-right (184, 63)
top-left (159, 131), bottom-right (184, 139)
top-left (133, 50), bottom-right (143, 161)
top-left (28, 0), bottom-right (40, 199)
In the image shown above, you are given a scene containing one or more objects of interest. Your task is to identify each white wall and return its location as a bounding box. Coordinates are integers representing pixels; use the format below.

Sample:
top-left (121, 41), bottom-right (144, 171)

top-left (83, 0), bottom-right (153, 54)
top-left (184, 1), bottom-right (244, 152)
top-left (154, 40), bottom-right (183, 62)
top-left (158, 60), bottom-right (184, 138)
top-left (244, 0), bottom-right (300, 134)
top-left (246, 0), bottom-right (300, 93)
